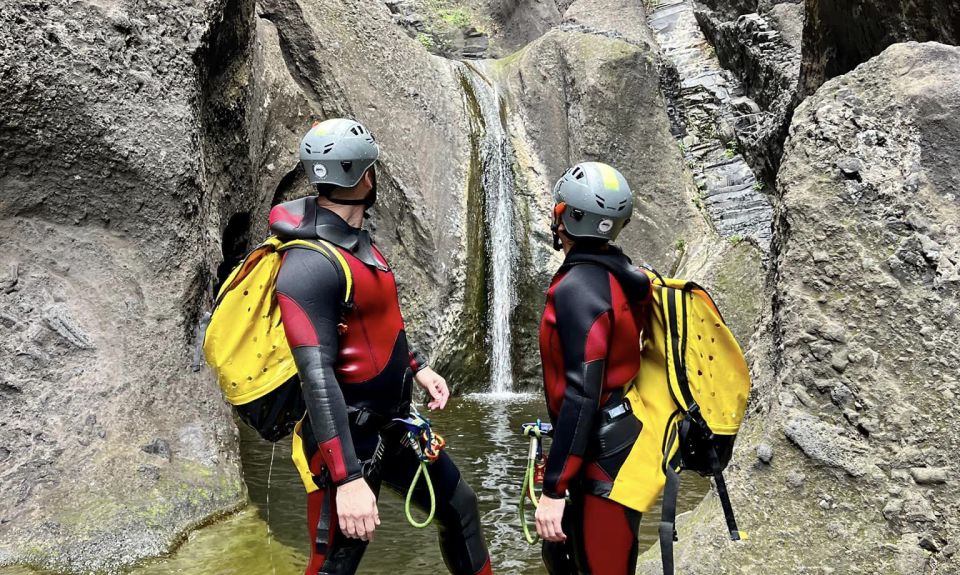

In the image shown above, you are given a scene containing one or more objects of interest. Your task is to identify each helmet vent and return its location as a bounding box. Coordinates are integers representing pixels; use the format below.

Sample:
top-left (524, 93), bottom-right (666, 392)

top-left (595, 194), bottom-right (606, 209)
top-left (350, 126), bottom-right (364, 136)
top-left (304, 144), bottom-right (312, 153)
top-left (322, 143), bottom-right (335, 154)
top-left (572, 167), bottom-right (585, 179)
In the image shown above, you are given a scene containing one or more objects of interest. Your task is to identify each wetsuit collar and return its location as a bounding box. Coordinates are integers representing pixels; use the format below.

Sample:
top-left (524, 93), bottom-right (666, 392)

top-left (565, 242), bottom-right (628, 262)
top-left (560, 243), bottom-right (652, 302)
top-left (315, 206), bottom-right (388, 271)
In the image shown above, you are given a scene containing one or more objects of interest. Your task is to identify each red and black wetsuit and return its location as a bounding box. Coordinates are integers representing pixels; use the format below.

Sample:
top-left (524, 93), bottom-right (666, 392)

top-left (271, 197), bottom-right (492, 575)
top-left (538, 245), bottom-right (652, 575)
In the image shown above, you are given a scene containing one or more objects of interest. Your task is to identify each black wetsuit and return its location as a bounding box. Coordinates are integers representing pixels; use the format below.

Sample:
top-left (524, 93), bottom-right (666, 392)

top-left (538, 245), bottom-right (652, 575)
top-left (271, 197), bottom-right (492, 575)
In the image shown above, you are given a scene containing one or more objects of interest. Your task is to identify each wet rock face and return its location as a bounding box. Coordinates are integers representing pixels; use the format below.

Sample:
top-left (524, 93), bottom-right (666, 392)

top-left (641, 42), bottom-right (960, 575)
top-left (801, 0), bottom-right (960, 95)
top-left (0, 0), bottom-right (245, 571)
top-left (693, 1), bottom-right (803, 182)
top-left (382, 0), bottom-right (565, 58)
top-left (647, 0), bottom-right (774, 250)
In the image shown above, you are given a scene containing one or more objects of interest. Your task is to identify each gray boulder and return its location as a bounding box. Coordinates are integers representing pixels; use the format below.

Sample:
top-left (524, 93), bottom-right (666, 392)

top-left (0, 0), bottom-right (247, 571)
top-left (639, 41), bottom-right (960, 575)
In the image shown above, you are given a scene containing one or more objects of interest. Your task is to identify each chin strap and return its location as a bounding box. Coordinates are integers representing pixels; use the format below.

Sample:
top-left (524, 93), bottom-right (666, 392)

top-left (319, 168), bottom-right (378, 208)
top-left (324, 187), bottom-right (376, 208)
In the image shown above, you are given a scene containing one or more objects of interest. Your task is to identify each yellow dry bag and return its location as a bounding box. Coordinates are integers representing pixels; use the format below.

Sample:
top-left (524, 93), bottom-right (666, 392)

top-left (608, 269), bottom-right (751, 575)
top-left (202, 236), bottom-right (352, 441)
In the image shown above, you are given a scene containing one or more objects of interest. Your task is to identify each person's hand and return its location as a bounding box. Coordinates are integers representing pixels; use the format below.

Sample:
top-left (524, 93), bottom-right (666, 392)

top-left (535, 494), bottom-right (567, 542)
top-left (414, 367), bottom-right (450, 410)
top-left (336, 478), bottom-right (380, 541)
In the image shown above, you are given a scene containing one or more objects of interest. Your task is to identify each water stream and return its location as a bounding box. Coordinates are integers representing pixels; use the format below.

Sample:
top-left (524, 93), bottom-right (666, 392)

top-left (10, 398), bottom-right (700, 575)
top-left (0, 398), bottom-right (709, 575)
top-left (461, 62), bottom-right (518, 395)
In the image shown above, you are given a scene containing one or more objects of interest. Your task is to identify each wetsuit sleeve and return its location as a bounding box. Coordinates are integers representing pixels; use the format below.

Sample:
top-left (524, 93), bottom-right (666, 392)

top-left (543, 265), bottom-right (612, 498)
top-left (276, 247), bottom-right (363, 486)
top-left (408, 343), bottom-right (429, 373)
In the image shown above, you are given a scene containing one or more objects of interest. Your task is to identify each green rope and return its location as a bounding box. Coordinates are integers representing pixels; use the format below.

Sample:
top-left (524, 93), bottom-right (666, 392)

top-left (519, 453), bottom-right (539, 544)
top-left (404, 459), bottom-right (436, 528)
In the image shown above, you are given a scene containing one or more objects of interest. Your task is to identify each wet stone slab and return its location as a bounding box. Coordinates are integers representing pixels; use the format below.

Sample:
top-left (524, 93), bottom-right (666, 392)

top-left (649, 0), bottom-right (773, 251)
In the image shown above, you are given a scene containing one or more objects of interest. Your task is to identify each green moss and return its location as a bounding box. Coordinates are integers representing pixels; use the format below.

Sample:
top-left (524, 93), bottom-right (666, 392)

top-left (422, 1), bottom-right (488, 35)
top-left (491, 46), bottom-right (526, 72)
top-left (434, 72), bottom-right (490, 391)
top-left (415, 32), bottom-right (435, 50)
top-left (712, 243), bottom-right (764, 344)
top-left (437, 8), bottom-right (471, 28)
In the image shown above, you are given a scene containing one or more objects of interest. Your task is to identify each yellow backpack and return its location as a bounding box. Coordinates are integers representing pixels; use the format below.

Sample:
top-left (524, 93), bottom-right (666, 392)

top-left (202, 236), bottom-right (353, 441)
top-left (607, 269), bottom-right (751, 575)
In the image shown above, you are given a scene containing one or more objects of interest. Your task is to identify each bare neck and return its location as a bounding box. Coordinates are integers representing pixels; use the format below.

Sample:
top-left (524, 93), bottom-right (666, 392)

top-left (317, 199), bottom-right (365, 229)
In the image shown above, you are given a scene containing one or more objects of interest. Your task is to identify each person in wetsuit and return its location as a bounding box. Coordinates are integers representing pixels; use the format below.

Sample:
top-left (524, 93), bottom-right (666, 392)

top-left (536, 162), bottom-right (652, 575)
top-left (275, 119), bottom-right (492, 575)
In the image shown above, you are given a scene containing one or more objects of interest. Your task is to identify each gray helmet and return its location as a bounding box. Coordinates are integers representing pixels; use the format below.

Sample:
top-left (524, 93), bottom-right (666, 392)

top-left (299, 118), bottom-right (379, 188)
top-left (553, 162), bottom-right (633, 242)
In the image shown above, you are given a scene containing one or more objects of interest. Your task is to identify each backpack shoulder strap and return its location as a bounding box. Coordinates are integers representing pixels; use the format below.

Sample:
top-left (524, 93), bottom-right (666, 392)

top-left (661, 285), bottom-right (696, 412)
top-left (278, 238), bottom-right (354, 307)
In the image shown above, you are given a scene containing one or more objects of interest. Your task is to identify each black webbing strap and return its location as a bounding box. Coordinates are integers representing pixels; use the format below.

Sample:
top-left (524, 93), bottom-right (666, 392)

top-left (659, 463), bottom-right (681, 575)
top-left (659, 423), bottom-right (682, 575)
top-left (664, 287), bottom-right (696, 410)
top-left (708, 443), bottom-right (742, 541)
top-left (315, 485), bottom-right (333, 556)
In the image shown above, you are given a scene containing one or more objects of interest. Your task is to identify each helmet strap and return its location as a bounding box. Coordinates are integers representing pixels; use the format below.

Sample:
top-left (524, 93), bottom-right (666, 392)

top-left (325, 195), bottom-right (368, 206)
top-left (318, 168), bottom-right (378, 208)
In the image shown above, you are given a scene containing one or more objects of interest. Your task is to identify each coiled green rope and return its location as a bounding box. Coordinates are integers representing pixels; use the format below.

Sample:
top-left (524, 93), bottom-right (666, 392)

top-left (405, 458), bottom-right (436, 529)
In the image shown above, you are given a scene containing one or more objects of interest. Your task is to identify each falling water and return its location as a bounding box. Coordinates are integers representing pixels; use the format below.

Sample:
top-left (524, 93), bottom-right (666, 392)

top-left (462, 63), bottom-right (517, 395)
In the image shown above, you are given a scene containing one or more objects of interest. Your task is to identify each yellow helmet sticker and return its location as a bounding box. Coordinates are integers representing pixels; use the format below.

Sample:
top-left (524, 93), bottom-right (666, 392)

top-left (312, 119), bottom-right (341, 136)
top-left (598, 163), bottom-right (621, 191)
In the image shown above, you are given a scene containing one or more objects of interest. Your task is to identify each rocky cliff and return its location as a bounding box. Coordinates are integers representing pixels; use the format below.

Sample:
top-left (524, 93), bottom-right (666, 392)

top-left (640, 41), bottom-right (960, 575)
top-left (0, 0), bottom-right (245, 570)
top-left (7, 0), bottom-right (959, 573)
top-left (801, 0), bottom-right (960, 96)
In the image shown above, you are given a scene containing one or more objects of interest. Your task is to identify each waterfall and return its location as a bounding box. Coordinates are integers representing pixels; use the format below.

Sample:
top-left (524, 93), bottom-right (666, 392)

top-left (462, 63), bottom-right (517, 395)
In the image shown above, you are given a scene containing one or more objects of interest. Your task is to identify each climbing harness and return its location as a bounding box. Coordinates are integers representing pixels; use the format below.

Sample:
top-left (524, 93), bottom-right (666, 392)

top-left (393, 408), bottom-right (446, 528)
top-left (518, 420), bottom-right (552, 544)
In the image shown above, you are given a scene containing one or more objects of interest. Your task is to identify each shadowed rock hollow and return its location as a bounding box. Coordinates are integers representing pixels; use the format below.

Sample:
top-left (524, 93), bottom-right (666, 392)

top-left (0, 1), bottom-right (245, 570)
